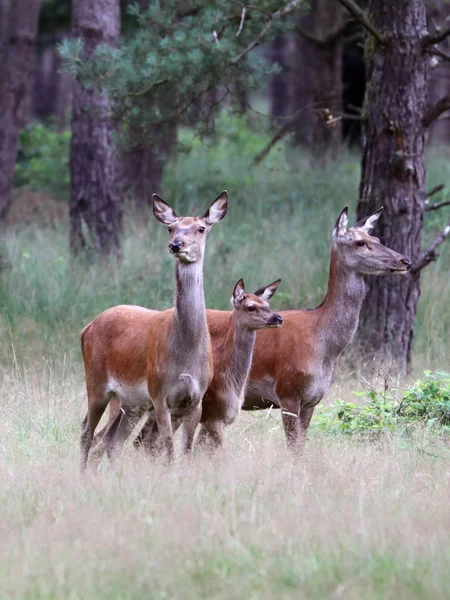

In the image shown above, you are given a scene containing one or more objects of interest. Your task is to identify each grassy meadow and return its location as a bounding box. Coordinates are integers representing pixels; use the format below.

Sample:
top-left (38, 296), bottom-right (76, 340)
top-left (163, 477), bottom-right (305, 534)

top-left (1, 120), bottom-right (450, 598)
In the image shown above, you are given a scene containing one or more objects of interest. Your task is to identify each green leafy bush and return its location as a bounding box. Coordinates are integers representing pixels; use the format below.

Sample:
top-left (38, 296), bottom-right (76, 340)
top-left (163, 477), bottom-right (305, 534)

top-left (314, 371), bottom-right (450, 437)
top-left (15, 121), bottom-right (71, 199)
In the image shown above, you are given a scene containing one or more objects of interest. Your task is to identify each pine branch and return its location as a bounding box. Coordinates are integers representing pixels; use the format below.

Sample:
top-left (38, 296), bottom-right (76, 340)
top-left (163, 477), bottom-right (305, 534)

top-left (412, 221), bottom-right (450, 273)
top-left (335, 0), bottom-right (384, 45)
top-left (425, 184), bottom-right (445, 200)
top-left (422, 23), bottom-right (450, 48)
top-left (233, 0), bottom-right (301, 63)
top-left (423, 94), bottom-right (450, 127)
top-left (253, 107), bottom-right (305, 165)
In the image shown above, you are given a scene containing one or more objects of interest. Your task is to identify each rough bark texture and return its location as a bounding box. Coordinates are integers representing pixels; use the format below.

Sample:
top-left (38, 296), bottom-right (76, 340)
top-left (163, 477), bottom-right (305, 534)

top-left (427, 0), bottom-right (450, 144)
top-left (70, 0), bottom-right (122, 257)
top-left (356, 0), bottom-right (428, 374)
top-left (0, 0), bottom-right (41, 221)
top-left (287, 0), bottom-right (343, 157)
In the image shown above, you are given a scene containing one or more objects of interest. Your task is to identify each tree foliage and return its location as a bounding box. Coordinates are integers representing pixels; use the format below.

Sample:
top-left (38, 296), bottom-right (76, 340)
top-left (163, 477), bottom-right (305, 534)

top-left (59, 0), bottom-right (300, 147)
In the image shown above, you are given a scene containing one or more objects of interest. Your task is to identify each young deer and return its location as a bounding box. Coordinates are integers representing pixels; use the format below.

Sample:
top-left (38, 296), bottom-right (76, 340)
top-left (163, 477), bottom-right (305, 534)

top-left (195, 278), bottom-right (283, 450)
top-left (135, 206), bottom-right (411, 454)
top-left (79, 191), bottom-right (228, 468)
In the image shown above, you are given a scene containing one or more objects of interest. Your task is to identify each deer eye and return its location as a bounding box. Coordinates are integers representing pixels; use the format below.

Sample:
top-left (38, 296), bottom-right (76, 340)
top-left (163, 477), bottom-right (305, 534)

top-left (356, 240), bottom-right (365, 247)
top-left (167, 227), bottom-right (172, 233)
top-left (248, 305), bottom-right (256, 312)
top-left (198, 226), bottom-right (205, 233)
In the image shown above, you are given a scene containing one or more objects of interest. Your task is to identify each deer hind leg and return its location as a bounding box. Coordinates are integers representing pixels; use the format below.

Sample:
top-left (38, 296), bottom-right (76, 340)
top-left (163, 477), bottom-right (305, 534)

top-left (80, 388), bottom-right (110, 471)
top-left (92, 396), bottom-right (121, 448)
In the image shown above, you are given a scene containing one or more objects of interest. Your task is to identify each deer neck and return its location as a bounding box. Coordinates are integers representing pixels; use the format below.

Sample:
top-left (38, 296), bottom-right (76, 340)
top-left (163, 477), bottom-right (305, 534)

top-left (223, 314), bottom-right (256, 395)
top-left (173, 258), bottom-right (208, 344)
top-left (319, 246), bottom-right (366, 358)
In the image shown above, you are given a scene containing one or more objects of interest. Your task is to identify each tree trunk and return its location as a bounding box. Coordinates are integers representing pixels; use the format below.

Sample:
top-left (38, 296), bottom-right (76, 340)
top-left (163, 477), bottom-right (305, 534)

top-left (355, 0), bottom-right (428, 374)
top-left (269, 37), bottom-right (289, 121)
top-left (0, 0), bottom-right (41, 221)
top-left (427, 0), bottom-right (450, 145)
top-left (70, 0), bottom-right (122, 258)
top-left (123, 125), bottom-right (176, 211)
top-left (287, 0), bottom-right (343, 158)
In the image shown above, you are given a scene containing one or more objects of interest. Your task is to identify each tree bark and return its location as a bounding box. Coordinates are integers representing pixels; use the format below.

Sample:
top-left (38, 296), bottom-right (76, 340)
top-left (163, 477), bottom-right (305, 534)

top-left (355, 0), bottom-right (428, 374)
top-left (0, 0), bottom-right (41, 221)
top-left (70, 0), bottom-right (122, 258)
top-left (427, 0), bottom-right (450, 145)
top-left (287, 0), bottom-right (343, 158)
top-left (269, 37), bottom-right (289, 121)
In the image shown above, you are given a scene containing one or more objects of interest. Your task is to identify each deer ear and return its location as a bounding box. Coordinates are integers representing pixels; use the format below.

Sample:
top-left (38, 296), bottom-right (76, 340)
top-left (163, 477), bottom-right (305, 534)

top-left (204, 191), bottom-right (228, 225)
top-left (332, 206), bottom-right (349, 241)
top-left (354, 207), bottom-right (383, 234)
top-left (254, 279), bottom-right (281, 301)
top-left (152, 194), bottom-right (178, 225)
top-left (231, 279), bottom-right (245, 305)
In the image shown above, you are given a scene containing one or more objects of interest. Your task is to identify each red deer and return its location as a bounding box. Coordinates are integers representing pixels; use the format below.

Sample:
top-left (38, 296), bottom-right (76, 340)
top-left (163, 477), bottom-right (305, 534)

top-left (135, 206), bottom-right (411, 453)
top-left (79, 191), bottom-right (228, 468)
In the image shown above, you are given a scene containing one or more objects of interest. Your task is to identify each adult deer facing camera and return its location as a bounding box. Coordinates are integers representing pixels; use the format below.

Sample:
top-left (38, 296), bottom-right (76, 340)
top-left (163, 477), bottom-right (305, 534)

top-left (80, 191), bottom-right (228, 468)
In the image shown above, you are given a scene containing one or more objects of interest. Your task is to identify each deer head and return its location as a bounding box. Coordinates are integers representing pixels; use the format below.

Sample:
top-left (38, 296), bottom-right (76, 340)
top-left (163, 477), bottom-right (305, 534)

top-left (332, 207), bottom-right (411, 275)
top-left (231, 279), bottom-right (283, 330)
top-left (152, 191), bottom-right (228, 264)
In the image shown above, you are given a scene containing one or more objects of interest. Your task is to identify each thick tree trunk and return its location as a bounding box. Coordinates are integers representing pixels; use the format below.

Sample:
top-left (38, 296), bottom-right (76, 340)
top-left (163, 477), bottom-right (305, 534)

top-left (269, 37), bottom-right (289, 121)
top-left (70, 0), bottom-right (122, 258)
top-left (427, 0), bottom-right (450, 145)
top-left (0, 0), bottom-right (41, 221)
top-left (287, 0), bottom-right (343, 157)
top-left (355, 0), bottom-right (428, 374)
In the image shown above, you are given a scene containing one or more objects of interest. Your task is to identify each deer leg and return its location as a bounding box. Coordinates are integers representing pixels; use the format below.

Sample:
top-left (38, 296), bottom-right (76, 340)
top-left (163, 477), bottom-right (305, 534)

top-left (80, 390), bottom-right (110, 471)
top-left (280, 398), bottom-right (301, 454)
top-left (195, 420), bottom-right (223, 453)
top-left (298, 405), bottom-right (315, 453)
top-left (181, 401), bottom-right (202, 455)
top-left (92, 396), bottom-right (121, 447)
top-left (153, 399), bottom-right (174, 462)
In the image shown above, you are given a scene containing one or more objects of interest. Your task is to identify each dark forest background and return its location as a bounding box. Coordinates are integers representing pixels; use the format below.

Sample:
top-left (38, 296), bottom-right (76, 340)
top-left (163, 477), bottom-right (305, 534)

top-left (1, 0), bottom-right (450, 376)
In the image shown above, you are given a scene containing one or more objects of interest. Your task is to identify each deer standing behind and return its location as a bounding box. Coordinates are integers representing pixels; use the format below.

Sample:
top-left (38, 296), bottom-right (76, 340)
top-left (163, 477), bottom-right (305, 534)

top-left (79, 191), bottom-right (228, 468)
top-left (135, 206), bottom-right (411, 453)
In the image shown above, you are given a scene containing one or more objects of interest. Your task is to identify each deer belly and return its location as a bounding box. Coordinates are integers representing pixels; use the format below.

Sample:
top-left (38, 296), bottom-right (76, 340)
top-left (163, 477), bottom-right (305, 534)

top-left (243, 377), bottom-right (279, 410)
top-left (107, 377), bottom-right (152, 408)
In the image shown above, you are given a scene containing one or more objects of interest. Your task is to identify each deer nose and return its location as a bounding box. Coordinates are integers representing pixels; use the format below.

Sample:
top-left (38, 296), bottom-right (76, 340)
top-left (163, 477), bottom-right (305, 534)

top-left (272, 315), bottom-right (283, 326)
top-left (401, 258), bottom-right (411, 270)
top-left (169, 241), bottom-right (183, 253)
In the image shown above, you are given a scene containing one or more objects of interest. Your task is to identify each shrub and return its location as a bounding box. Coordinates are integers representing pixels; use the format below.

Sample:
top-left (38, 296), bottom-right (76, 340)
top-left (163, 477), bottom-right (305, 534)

top-left (314, 371), bottom-right (450, 437)
top-left (15, 121), bottom-right (71, 199)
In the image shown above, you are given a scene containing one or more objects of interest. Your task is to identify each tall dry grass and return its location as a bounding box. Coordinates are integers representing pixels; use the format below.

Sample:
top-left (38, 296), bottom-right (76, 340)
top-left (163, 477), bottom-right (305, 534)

top-left (1, 366), bottom-right (450, 599)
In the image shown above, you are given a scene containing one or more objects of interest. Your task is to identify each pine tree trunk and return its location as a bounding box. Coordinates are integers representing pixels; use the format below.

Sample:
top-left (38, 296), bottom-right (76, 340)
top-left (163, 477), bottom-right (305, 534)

top-left (70, 0), bottom-right (122, 258)
top-left (355, 0), bottom-right (428, 374)
top-left (427, 0), bottom-right (450, 145)
top-left (123, 125), bottom-right (176, 211)
top-left (288, 0), bottom-right (343, 157)
top-left (0, 0), bottom-right (41, 221)
top-left (269, 37), bottom-right (289, 121)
